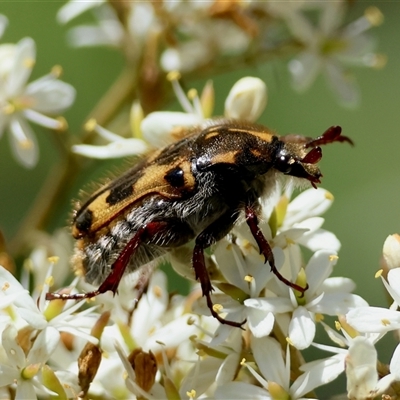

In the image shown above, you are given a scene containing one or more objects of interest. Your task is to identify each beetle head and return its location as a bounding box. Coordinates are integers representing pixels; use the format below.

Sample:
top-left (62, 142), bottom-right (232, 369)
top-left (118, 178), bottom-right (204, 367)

top-left (274, 143), bottom-right (323, 187)
top-left (274, 126), bottom-right (352, 187)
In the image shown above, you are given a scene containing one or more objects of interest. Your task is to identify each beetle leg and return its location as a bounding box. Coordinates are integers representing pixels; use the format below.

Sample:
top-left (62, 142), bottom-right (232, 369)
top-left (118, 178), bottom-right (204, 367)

top-left (194, 213), bottom-right (246, 328)
top-left (245, 205), bottom-right (308, 295)
top-left (46, 223), bottom-right (164, 301)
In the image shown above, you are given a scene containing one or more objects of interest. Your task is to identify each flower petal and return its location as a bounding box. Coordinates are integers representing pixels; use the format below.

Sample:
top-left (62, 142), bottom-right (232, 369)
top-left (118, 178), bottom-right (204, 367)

top-left (288, 306), bottom-right (315, 350)
top-left (292, 354), bottom-right (345, 397)
top-left (251, 336), bottom-right (288, 388)
top-left (57, 0), bottom-right (105, 24)
top-left (1, 325), bottom-right (25, 369)
top-left (25, 77), bottom-right (76, 113)
top-left (27, 327), bottom-right (60, 365)
top-left (8, 115), bottom-right (38, 168)
top-left (214, 381), bottom-right (268, 400)
top-left (389, 343), bottom-right (400, 379)
top-left (383, 236), bottom-right (400, 270)
top-left (284, 188), bottom-right (333, 227)
top-left (346, 337), bottom-right (378, 399)
top-left (347, 307), bottom-right (400, 333)
top-left (6, 37), bottom-right (35, 97)
top-left (324, 61), bottom-right (360, 108)
top-left (288, 51), bottom-right (322, 92)
top-left (247, 307), bottom-right (274, 338)
top-left (0, 14), bottom-right (8, 38)
top-left (72, 138), bottom-right (149, 159)
top-left (299, 229), bottom-right (341, 252)
top-left (141, 111), bottom-right (203, 148)
top-left (313, 293), bottom-right (368, 315)
top-left (15, 380), bottom-right (37, 400)
top-left (306, 249), bottom-right (338, 293)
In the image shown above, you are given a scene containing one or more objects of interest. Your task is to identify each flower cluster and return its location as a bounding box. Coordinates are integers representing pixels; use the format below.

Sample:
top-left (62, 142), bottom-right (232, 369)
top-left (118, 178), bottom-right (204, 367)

top-left (1, 1), bottom-right (397, 399)
top-left (57, 1), bottom-right (383, 107)
top-left (1, 74), bottom-right (398, 399)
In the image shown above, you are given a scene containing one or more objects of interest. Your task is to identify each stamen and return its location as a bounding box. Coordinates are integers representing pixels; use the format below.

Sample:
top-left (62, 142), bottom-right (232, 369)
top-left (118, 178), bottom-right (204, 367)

top-left (364, 6), bottom-right (384, 26)
top-left (375, 269), bottom-right (383, 278)
top-left (167, 70), bottom-right (194, 114)
top-left (51, 65), bottom-right (63, 78)
top-left (23, 57), bottom-right (35, 69)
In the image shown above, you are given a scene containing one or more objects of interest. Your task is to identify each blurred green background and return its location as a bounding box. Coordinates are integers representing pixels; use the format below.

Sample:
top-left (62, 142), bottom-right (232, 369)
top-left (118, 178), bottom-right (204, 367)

top-left (0, 1), bottom-right (399, 394)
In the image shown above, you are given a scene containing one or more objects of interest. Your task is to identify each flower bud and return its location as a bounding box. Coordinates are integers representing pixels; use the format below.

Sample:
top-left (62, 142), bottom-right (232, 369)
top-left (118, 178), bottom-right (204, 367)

top-left (224, 77), bottom-right (267, 122)
top-left (382, 234), bottom-right (400, 270)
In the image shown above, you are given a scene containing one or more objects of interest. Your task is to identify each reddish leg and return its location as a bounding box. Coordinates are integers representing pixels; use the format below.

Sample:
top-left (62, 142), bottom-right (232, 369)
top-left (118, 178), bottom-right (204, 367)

top-left (46, 224), bottom-right (159, 301)
top-left (193, 243), bottom-right (245, 328)
top-left (245, 205), bottom-right (308, 295)
top-left (194, 214), bottom-right (246, 328)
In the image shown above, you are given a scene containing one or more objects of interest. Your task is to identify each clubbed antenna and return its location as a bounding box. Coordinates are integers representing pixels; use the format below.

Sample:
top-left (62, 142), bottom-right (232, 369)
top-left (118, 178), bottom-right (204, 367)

top-left (305, 126), bottom-right (354, 148)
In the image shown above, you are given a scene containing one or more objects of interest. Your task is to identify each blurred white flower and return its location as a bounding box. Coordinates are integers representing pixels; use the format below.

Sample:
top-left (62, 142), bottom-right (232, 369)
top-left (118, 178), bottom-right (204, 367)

top-left (0, 37), bottom-right (75, 167)
top-left (57, 2), bottom-right (250, 73)
top-left (57, 0), bottom-right (105, 25)
top-left (65, 6), bottom-right (124, 48)
top-left (287, 3), bottom-right (383, 107)
top-left (0, 14), bottom-right (8, 38)
top-left (160, 18), bottom-right (251, 73)
top-left (0, 324), bottom-right (59, 399)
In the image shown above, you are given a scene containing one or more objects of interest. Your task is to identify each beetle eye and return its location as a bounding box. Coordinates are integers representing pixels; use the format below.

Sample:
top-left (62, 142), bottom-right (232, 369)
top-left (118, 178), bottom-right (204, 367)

top-left (274, 153), bottom-right (292, 174)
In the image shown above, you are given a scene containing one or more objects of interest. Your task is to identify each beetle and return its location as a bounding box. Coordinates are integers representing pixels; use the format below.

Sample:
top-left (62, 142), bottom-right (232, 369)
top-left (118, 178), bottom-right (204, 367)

top-left (46, 120), bottom-right (352, 327)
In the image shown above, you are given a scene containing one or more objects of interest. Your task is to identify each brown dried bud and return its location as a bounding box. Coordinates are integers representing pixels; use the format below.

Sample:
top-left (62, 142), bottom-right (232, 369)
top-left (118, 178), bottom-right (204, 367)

top-left (128, 348), bottom-right (157, 393)
top-left (78, 342), bottom-right (102, 396)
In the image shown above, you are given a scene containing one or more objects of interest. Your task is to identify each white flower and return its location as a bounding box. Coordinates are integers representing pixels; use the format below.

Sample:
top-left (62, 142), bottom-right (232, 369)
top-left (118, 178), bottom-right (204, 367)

top-left (65, 6), bottom-right (124, 48)
top-left (0, 265), bottom-right (97, 343)
top-left (72, 117), bottom-right (149, 159)
top-left (58, 2), bottom-right (153, 50)
top-left (245, 248), bottom-right (367, 349)
top-left (0, 324), bottom-right (59, 399)
top-left (347, 268), bottom-right (400, 334)
top-left (123, 271), bottom-right (199, 352)
top-left (287, 3), bottom-right (383, 107)
top-left (189, 185), bottom-right (351, 347)
top-left (179, 328), bottom-right (243, 398)
top-left (215, 336), bottom-right (337, 399)
top-left (346, 336), bottom-right (400, 399)
top-left (160, 18), bottom-right (250, 73)
top-left (262, 185), bottom-right (341, 253)
top-left (0, 37), bottom-right (75, 167)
